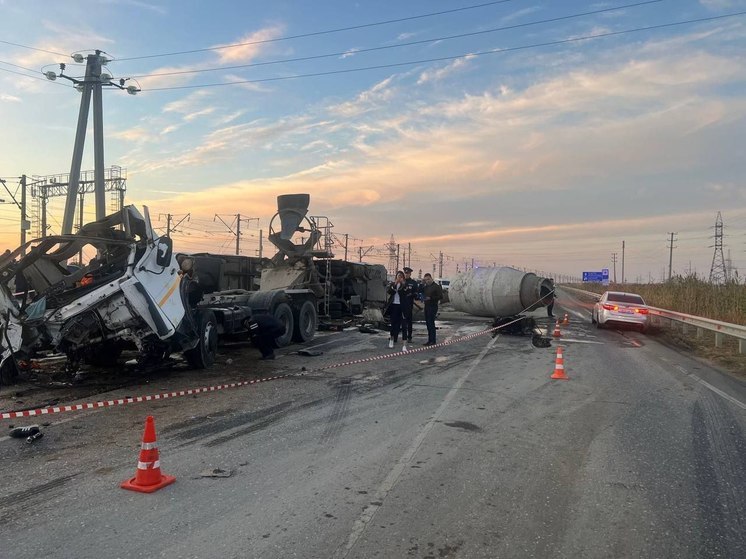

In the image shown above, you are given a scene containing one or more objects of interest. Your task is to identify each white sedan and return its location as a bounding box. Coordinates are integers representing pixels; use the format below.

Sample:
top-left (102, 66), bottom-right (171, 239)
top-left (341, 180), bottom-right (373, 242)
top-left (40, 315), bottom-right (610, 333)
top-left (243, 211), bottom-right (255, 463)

top-left (592, 291), bottom-right (649, 332)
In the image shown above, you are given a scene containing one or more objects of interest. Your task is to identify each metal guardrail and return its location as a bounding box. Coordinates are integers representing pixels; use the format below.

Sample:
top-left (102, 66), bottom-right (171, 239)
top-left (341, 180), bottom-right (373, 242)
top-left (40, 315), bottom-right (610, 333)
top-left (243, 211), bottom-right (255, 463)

top-left (560, 285), bottom-right (746, 354)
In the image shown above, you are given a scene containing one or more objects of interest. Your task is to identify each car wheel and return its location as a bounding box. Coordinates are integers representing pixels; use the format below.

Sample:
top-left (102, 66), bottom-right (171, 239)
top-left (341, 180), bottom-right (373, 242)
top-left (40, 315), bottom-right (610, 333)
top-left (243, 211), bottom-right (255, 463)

top-left (292, 300), bottom-right (318, 343)
top-left (185, 310), bottom-right (218, 369)
top-left (273, 302), bottom-right (295, 348)
top-left (591, 311), bottom-right (597, 325)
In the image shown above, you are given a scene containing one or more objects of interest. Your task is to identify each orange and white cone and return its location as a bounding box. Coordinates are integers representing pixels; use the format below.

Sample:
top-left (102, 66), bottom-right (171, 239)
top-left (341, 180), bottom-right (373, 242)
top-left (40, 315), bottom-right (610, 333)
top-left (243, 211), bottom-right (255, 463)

top-left (562, 313), bottom-right (569, 325)
top-left (550, 346), bottom-right (568, 380)
top-left (552, 321), bottom-right (562, 338)
top-left (121, 416), bottom-right (176, 493)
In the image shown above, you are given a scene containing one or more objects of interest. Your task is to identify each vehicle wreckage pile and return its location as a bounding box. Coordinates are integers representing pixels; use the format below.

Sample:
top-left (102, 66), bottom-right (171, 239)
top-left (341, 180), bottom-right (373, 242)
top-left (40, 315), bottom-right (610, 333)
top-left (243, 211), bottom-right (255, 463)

top-left (0, 194), bottom-right (553, 386)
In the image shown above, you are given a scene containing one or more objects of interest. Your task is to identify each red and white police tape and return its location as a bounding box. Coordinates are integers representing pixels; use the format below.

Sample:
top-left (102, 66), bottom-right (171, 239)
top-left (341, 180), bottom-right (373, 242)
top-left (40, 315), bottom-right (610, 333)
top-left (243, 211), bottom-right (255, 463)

top-left (1, 318), bottom-right (521, 420)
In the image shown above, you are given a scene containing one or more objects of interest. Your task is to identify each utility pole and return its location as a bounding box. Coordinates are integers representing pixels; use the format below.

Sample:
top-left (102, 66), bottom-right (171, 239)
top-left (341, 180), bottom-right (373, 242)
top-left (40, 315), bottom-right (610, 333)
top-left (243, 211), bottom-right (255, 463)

top-left (344, 234), bottom-right (349, 261)
top-left (258, 229), bottom-right (263, 259)
top-left (611, 252), bottom-right (618, 283)
top-left (214, 214), bottom-right (258, 255)
top-left (159, 213), bottom-right (190, 237)
top-left (667, 232), bottom-right (677, 281)
top-left (20, 175), bottom-right (28, 252)
top-left (44, 50), bottom-right (139, 234)
top-left (621, 240), bottom-right (625, 284)
top-left (439, 251), bottom-right (444, 278)
top-left (1, 176), bottom-right (32, 255)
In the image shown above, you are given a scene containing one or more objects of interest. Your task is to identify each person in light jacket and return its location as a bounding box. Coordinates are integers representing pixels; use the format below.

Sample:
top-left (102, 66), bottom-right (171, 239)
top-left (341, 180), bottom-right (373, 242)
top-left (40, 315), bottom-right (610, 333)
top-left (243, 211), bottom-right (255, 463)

top-left (386, 271), bottom-right (410, 351)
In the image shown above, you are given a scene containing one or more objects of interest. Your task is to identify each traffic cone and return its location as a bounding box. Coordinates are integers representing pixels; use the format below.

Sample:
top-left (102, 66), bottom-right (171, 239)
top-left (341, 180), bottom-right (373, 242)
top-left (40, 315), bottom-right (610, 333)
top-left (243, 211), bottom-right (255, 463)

top-left (121, 416), bottom-right (176, 493)
top-left (550, 346), bottom-right (568, 380)
top-left (552, 321), bottom-right (561, 338)
top-left (562, 313), bottom-right (569, 325)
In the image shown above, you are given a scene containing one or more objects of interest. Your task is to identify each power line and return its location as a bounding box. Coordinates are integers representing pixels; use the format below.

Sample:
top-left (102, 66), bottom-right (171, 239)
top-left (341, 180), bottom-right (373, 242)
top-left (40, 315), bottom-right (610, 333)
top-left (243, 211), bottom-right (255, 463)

top-left (116, 0), bottom-right (520, 61)
top-left (0, 39), bottom-right (67, 57)
top-left (132, 1), bottom-right (663, 80)
top-left (143, 12), bottom-right (746, 92)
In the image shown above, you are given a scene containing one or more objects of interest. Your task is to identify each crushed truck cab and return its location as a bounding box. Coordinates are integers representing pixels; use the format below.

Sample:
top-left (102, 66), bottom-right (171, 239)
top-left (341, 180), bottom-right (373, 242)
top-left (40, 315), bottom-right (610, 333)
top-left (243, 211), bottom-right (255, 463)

top-left (0, 206), bottom-right (228, 384)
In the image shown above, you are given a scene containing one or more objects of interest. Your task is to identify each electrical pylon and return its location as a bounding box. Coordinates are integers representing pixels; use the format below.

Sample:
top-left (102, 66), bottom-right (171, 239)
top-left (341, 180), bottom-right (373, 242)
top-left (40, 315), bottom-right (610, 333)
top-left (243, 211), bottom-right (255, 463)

top-left (708, 211), bottom-right (728, 284)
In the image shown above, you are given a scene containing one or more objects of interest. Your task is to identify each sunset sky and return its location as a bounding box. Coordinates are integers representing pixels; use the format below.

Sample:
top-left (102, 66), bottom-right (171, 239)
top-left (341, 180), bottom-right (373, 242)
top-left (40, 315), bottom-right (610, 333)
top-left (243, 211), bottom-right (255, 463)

top-left (1, 0), bottom-right (745, 282)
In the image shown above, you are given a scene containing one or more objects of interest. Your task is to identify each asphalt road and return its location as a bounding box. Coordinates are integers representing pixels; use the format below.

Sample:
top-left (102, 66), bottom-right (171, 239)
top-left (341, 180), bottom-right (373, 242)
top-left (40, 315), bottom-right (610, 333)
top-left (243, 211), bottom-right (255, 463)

top-left (1, 289), bottom-right (745, 558)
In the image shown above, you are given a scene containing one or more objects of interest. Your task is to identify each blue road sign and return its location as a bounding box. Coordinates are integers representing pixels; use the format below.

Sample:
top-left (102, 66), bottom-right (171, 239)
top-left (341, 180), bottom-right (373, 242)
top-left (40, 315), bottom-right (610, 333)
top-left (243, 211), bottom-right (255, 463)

top-left (583, 271), bottom-right (605, 282)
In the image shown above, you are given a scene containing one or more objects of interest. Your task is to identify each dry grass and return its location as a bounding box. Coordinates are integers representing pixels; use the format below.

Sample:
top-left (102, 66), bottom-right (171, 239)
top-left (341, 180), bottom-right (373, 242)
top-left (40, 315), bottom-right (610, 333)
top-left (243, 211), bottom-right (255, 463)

top-left (566, 276), bottom-right (746, 377)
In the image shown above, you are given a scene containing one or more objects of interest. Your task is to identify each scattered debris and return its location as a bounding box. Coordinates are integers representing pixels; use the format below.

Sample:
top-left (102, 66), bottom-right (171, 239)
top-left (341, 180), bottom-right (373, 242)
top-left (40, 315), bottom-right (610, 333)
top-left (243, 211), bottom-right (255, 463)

top-left (200, 468), bottom-right (233, 478)
top-left (9, 425), bottom-right (40, 438)
top-left (26, 431), bottom-right (44, 444)
top-left (298, 349), bottom-right (323, 357)
top-left (358, 325), bottom-right (378, 334)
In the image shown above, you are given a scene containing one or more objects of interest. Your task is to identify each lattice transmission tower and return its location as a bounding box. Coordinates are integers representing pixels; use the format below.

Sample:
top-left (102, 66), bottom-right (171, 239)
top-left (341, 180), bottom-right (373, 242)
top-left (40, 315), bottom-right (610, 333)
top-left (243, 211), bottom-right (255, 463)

top-left (708, 211), bottom-right (728, 284)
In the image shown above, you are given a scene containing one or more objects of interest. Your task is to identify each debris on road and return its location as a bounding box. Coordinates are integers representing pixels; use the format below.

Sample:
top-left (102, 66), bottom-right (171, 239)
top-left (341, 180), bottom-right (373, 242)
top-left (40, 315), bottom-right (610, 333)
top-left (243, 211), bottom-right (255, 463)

top-left (200, 468), bottom-right (233, 478)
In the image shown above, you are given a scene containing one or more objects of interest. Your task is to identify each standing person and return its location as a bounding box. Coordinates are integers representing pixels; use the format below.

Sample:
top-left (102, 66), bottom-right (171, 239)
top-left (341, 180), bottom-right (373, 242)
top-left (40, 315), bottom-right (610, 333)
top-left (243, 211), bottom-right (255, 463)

top-left (386, 271), bottom-right (408, 351)
top-left (246, 314), bottom-right (286, 360)
top-left (421, 273), bottom-right (443, 346)
top-left (545, 278), bottom-right (556, 318)
top-left (401, 267), bottom-right (418, 345)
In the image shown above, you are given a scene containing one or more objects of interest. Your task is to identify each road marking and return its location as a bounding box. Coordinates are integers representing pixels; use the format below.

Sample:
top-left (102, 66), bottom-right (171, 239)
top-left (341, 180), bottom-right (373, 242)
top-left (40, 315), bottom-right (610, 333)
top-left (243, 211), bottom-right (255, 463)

top-left (334, 335), bottom-right (499, 558)
top-left (554, 338), bottom-right (604, 345)
top-left (675, 365), bottom-right (746, 410)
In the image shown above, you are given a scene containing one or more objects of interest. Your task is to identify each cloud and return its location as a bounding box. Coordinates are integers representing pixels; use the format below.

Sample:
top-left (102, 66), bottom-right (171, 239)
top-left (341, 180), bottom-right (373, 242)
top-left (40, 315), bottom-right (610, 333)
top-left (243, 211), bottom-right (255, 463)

top-left (0, 94), bottom-right (22, 102)
top-left (328, 76), bottom-right (397, 117)
top-left (339, 48), bottom-right (360, 60)
top-left (213, 25), bottom-right (286, 64)
top-left (417, 54), bottom-right (476, 85)
top-left (111, 127), bottom-right (153, 142)
top-left (99, 0), bottom-right (167, 14)
top-left (699, 0), bottom-right (740, 8)
top-left (117, 28), bottom-right (746, 278)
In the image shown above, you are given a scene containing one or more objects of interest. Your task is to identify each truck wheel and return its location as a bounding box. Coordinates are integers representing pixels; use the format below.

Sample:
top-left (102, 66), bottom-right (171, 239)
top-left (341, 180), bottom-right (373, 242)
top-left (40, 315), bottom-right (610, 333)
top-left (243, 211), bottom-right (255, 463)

top-left (0, 358), bottom-right (18, 386)
top-left (185, 310), bottom-right (218, 368)
top-left (273, 302), bottom-right (294, 348)
top-left (293, 300), bottom-right (318, 343)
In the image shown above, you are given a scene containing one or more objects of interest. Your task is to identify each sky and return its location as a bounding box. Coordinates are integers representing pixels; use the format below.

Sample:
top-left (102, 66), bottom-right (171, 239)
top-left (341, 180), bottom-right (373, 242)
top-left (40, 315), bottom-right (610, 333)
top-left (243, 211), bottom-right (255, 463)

top-left (1, 0), bottom-right (745, 283)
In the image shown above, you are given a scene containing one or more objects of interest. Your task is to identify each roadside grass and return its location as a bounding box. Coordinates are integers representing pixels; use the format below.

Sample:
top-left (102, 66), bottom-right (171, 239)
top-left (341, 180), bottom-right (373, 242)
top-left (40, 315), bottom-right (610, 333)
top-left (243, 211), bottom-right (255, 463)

top-left (566, 276), bottom-right (746, 378)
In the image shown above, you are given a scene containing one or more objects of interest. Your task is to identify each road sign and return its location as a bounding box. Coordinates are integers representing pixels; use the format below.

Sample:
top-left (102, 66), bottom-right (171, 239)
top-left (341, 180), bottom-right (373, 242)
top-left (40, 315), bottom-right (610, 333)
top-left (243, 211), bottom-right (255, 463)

top-left (582, 271), bottom-right (605, 282)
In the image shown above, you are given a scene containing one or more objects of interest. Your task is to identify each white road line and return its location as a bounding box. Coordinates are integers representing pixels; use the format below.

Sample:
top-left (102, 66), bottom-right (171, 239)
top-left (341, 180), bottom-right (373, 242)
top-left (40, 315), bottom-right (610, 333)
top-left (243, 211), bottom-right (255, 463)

top-left (675, 365), bottom-right (746, 410)
top-left (333, 335), bottom-right (499, 558)
top-left (554, 338), bottom-right (604, 345)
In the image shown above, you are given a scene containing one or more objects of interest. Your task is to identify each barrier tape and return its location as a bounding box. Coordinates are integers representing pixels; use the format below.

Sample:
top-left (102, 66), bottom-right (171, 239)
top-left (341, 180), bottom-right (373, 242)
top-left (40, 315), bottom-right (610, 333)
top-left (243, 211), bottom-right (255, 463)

top-left (1, 316), bottom-right (526, 420)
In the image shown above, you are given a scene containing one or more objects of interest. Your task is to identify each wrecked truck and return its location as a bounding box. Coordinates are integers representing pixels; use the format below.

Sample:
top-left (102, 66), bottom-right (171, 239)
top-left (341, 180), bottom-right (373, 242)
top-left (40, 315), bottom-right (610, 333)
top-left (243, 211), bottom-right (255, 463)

top-left (182, 194), bottom-right (389, 346)
top-left (0, 206), bottom-right (250, 385)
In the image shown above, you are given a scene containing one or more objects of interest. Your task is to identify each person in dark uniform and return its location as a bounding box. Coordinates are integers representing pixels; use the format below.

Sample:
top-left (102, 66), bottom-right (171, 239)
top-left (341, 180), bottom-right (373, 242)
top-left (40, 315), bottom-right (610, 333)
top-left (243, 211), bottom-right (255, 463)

top-left (247, 314), bottom-right (286, 360)
top-left (421, 273), bottom-right (443, 346)
top-left (545, 278), bottom-right (556, 318)
top-left (401, 267), bottom-right (418, 345)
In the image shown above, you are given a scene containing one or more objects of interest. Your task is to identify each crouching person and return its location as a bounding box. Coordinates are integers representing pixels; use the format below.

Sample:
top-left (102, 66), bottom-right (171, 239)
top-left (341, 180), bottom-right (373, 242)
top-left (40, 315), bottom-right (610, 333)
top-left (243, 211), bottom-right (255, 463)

top-left (247, 314), bottom-right (286, 360)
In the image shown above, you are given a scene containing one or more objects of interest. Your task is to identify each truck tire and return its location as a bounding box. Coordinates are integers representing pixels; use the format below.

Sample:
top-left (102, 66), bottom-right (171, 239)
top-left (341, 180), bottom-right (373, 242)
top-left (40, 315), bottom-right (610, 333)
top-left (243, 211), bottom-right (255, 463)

top-left (293, 300), bottom-right (318, 343)
top-left (0, 358), bottom-right (18, 386)
top-left (273, 302), bottom-right (295, 348)
top-left (185, 310), bottom-right (218, 369)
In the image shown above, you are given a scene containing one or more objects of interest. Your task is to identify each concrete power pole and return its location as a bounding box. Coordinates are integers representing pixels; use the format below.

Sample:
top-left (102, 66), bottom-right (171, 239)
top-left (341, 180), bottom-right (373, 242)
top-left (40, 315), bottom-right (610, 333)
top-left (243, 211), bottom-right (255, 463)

top-left (621, 241), bottom-right (625, 284)
top-left (46, 51), bottom-right (139, 234)
top-left (611, 252), bottom-right (618, 283)
top-left (667, 232), bottom-right (677, 281)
